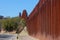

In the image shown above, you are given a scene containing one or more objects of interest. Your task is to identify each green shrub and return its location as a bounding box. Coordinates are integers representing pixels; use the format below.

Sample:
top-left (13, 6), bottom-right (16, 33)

top-left (1, 17), bottom-right (21, 32)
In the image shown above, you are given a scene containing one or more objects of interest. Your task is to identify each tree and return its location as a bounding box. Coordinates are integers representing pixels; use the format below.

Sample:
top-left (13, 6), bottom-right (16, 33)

top-left (16, 18), bottom-right (26, 39)
top-left (16, 18), bottom-right (26, 33)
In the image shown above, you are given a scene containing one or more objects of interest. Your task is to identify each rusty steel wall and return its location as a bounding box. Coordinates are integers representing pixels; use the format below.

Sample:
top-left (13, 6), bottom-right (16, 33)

top-left (21, 10), bottom-right (27, 20)
top-left (21, 0), bottom-right (60, 40)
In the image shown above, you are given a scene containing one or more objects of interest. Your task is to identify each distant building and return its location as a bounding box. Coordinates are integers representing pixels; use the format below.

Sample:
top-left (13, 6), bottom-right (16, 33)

top-left (0, 15), bottom-right (4, 19)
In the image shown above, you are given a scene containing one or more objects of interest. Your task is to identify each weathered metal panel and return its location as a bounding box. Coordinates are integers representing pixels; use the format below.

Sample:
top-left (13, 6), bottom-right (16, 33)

top-left (21, 0), bottom-right (60, 40)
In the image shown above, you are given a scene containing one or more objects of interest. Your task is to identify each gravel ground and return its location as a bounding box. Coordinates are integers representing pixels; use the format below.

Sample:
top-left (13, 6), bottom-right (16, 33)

top-left (19, 35), bottom-right (38, 40)
top-left (0, 34), bottom-right (38, 40)
top-left (0, 27), bottom-right (39, 40)
top-left (0, 34), bottom-right (17, 40)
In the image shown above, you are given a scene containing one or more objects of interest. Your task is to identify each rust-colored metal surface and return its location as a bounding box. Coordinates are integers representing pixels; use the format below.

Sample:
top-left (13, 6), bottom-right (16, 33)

top-left (21, 0), bottom-right (60, 40)
top-left (21, 10), bottom-right (27, 20)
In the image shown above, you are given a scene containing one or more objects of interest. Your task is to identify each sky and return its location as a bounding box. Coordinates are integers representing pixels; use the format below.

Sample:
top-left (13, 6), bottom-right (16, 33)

top-left (0, 0), bottom-right (39, 17)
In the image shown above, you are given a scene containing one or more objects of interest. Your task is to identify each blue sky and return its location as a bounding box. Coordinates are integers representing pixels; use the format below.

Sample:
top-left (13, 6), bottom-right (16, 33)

top-left (0, 0), bottom-right (39, 17)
